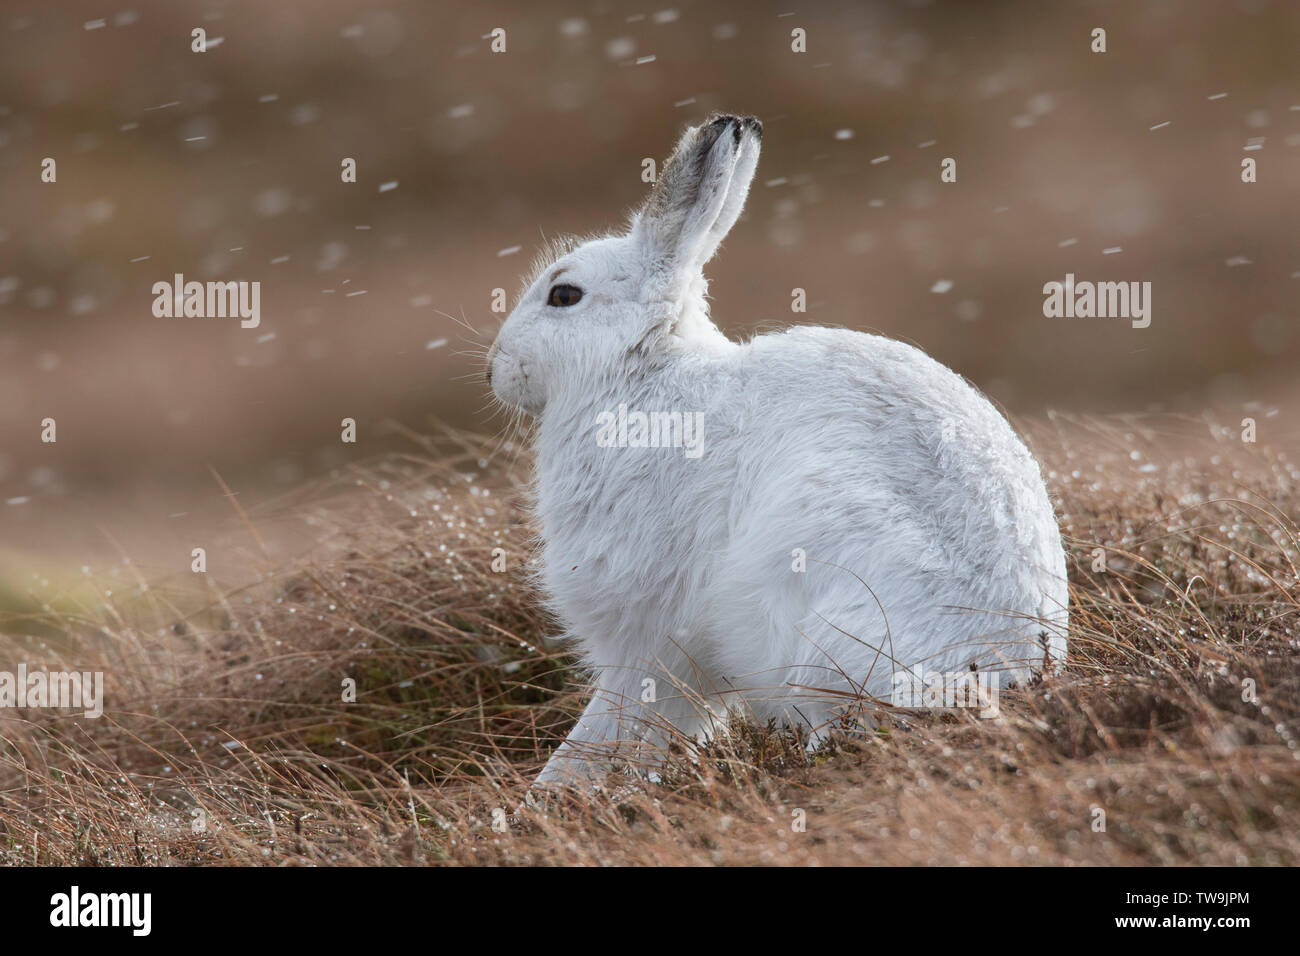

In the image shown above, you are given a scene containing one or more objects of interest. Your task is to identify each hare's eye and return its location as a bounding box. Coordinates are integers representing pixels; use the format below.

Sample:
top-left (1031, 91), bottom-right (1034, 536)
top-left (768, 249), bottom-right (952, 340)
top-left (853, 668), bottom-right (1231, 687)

top-left (547, 284), bottom-right (583, 308)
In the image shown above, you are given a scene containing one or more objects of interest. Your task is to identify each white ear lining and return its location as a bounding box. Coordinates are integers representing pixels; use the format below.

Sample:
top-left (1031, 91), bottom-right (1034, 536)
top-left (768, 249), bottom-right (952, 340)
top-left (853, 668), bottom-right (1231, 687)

top-left (636, 120), bottom-right (740, 268)
top-left (699, 133), bottom-right (759, 263)
top-left (673, 143), bottom-right (740, 271)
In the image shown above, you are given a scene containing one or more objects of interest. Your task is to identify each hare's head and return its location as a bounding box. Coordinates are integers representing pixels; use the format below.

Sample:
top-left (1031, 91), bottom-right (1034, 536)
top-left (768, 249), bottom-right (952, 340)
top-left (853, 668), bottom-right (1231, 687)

top-left (487, 113), bottom-right (761, 415)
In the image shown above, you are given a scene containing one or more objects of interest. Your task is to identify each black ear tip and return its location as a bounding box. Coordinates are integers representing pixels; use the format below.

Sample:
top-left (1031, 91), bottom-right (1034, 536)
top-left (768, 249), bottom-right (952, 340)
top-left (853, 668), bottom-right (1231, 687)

top-left (703, 113), bottom-right (763, 143)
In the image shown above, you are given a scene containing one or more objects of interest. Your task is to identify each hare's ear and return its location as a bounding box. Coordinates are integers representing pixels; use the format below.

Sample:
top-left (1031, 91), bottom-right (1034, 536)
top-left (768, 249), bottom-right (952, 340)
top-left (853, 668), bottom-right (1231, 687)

top-left (634, 114), bottom-right (761, 279)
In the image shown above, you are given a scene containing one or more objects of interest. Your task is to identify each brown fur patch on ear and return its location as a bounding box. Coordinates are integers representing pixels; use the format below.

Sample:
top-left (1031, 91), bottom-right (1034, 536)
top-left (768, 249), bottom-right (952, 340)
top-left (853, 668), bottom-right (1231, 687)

top-left (641, 119), bottom-right (733, 220)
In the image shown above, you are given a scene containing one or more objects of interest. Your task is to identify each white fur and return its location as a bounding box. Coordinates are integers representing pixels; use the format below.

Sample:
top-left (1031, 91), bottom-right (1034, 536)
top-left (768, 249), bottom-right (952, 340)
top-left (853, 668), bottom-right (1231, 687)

top-left (487, 115), bottom-right (1068, 787)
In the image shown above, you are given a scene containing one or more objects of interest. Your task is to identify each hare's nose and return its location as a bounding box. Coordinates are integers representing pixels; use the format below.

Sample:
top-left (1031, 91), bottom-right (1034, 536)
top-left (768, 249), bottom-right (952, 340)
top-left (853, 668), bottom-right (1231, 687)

top-left (485, 342), bottom-right (498, 387)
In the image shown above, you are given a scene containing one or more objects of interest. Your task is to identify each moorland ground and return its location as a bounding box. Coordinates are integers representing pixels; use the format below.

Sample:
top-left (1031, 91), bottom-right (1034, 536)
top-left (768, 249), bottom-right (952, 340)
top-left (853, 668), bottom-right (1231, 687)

top-left (1, 413), bottom-right (1298, 866)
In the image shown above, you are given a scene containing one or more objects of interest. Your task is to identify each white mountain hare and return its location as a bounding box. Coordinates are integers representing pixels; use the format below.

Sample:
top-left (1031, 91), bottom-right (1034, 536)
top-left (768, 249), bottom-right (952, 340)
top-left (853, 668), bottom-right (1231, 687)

top-left (487, 114), bottom-right (1069, 788)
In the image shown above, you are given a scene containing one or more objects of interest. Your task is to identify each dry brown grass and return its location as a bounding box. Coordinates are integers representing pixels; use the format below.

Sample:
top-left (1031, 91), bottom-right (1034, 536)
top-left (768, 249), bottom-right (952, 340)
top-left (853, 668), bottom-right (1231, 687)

top-left (1, 415), bottom-right (1297, 866)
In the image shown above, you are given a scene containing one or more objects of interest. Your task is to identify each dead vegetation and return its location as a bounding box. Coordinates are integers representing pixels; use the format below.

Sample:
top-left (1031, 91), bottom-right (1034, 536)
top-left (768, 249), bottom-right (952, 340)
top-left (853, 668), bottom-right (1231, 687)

top-left (1, 415), bottom-right (1297, 866)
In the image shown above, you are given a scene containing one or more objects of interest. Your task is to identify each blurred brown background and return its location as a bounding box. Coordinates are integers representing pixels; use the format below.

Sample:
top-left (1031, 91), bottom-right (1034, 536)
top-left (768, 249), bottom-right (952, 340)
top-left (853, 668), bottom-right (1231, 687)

top-left (1, 0), bottom-right (1298, 577)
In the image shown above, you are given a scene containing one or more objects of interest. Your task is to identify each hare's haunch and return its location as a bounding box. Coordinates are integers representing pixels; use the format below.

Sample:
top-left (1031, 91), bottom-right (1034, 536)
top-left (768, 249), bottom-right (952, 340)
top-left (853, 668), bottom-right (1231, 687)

top-left (488, 114), bottom-right (1068, 788)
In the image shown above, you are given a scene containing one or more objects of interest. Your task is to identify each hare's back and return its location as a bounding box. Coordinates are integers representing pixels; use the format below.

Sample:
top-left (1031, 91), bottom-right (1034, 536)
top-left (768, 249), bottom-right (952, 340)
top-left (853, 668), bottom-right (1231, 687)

top-left (733, 326), bottom-right (1064, 599)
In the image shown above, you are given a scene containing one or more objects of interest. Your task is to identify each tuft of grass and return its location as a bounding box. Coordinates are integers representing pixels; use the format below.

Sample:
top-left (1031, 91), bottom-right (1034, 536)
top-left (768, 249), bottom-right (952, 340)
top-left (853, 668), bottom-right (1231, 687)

top-left (1, 417), bottom-right (1297, 866)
